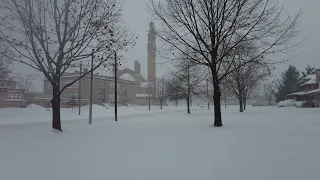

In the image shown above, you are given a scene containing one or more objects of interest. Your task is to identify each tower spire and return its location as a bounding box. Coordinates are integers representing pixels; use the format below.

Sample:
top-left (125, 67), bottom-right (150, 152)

top-left (147, 22), bottom-right (156, 83)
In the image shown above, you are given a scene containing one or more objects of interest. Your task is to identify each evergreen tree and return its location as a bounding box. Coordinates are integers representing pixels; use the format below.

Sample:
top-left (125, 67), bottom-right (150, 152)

top-left (275, 65), bottom-right (300, 102)
top-left (301, 65), bottom-right (315, 79)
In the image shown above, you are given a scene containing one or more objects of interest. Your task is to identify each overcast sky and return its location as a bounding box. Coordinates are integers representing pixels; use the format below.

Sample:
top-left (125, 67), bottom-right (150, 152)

top-left (12, 0), bottom-right (320, 92)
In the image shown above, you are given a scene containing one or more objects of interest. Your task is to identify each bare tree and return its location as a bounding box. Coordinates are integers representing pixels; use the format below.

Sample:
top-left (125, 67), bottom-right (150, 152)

top-left (0, 0), bottom-right (135, 131)
top-left (15, 73), bottom-right (37, 92)
top-left (223, 43), bottom-right (271, 112)
top-left (167, 59), bottom-right (206, 114)
top-left (155, 77), bottom-right (168, 109)
top-left (149, 0), bottom-right (299, 126)
top-left (264, 83), bottom-right (275, 106)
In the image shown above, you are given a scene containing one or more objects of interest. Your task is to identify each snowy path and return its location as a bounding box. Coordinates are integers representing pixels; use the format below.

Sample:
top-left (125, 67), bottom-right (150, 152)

top-left (1, 106), bottom-right (320, 180)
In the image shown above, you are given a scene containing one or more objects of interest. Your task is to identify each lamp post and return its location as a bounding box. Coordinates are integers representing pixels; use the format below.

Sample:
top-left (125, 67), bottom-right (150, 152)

top-left (206, 79), bottom-right (210, 110)
top-left (114, 52), bottom-right (118, 122)
top-left (78, 62), bottom-right (82, 115)
top-left (89, 49), bottom-right (94, 124)
top-left (148, 81), bottom-right (151, 111)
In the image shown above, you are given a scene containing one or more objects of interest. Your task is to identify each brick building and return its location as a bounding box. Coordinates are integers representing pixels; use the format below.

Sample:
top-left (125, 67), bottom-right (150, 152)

top-left (0, 80), bottom-right (26, 108)
top-left (287, 69), bottom-right (320, 106)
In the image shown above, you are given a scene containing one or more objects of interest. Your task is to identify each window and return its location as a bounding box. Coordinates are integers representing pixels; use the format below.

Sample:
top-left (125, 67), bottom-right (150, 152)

top-left (70, 81), bottom-right (78, 88)
top-left (61, 80), bottom-right (78, 88)
top-left (109, 83), bottom-right (114, 90)
top-left (109, 83), bottom-right (120, 91)
top-left (7, 93), bottom-right (20, 101)
top-left (62, 92), bottom-right (79, 99)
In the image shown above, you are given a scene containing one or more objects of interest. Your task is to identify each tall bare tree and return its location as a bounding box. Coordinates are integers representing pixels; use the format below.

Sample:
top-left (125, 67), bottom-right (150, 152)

top-left (149, 0), bottom-right (300, 126)
top-left (155, 77), bottom-right (168, 109)
top-left (224, 42), bottom-right (271, 112)
top-left (167, 59), bottom-right (206, 114)
top-left (0, 0), bottom-right (136, 131)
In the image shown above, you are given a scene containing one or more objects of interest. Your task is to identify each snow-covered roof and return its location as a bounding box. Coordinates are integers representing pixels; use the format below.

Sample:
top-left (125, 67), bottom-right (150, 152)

top-left (303, 74), bottom-right (314, 80)
top-left (310, 68), bottom-right (320, 74)
top-left (288, 88), bottom-right (320, 96)
top-left (306, 89), bottom-right (320, 94)
top-left (119, 73), bottom-right (135, 82)
top-left (300, 74), bottom-right (317, 86)
top-left (287, 91), bottom-right (307, 96)
top-left (136, 94), bottom-right (152, 98)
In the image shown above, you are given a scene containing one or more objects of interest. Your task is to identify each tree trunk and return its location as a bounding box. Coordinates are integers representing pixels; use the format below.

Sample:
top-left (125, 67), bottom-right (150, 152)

top-left (239, 96), bottom-right (244, 112)
top-left (175, 99), bottom-right (178, 106)
top-left (51, 86), bottom-right (62, 132)
top-left (213, 82), bottom-right (222, 127)
top-left (187, 97), bottom-right (190, 114)
top-left (160, 98), bottom-right (163, 109)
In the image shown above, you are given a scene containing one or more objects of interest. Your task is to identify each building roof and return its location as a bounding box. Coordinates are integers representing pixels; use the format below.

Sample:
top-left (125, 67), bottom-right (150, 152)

top-left (310, 68), bottom-right (320, 74)
top-left (288, 89), bottom-right (320, 96)
top-left (119, 73), bottom-right (135, 82)
top-left (300, 74), bottom-right (317, 86)
top-left (306, 89), bottom-right (320, 94)
top-left (303, 74), bottom-right (314, 80)
top-left (287, 91), bottom-right (307, 96)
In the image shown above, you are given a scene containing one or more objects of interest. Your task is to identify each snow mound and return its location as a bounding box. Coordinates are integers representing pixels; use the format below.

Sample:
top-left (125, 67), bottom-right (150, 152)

top-left (26, 104), bottom-right (44, 109)
top-left (277, 99), bottom-right (296, 107)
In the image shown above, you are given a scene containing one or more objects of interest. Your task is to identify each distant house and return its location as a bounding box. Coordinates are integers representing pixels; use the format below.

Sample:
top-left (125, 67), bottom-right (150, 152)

top-left (0, 80), bottom-right (26, 108)
top-left (287, 69), bottom-right (320, 106)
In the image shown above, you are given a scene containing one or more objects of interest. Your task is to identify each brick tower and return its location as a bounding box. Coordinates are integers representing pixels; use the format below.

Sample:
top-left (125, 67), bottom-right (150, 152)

top-left (147, 22), bottom-right (157, 85)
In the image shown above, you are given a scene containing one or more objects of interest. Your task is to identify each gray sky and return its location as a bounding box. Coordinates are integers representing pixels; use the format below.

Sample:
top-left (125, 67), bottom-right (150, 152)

top-left (13, 0), bottom-right (320, 91)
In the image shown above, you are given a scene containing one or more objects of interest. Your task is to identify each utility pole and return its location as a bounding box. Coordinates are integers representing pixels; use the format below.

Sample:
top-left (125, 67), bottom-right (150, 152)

top-left (78, 62), bottom-right (82, 115)
top-left (148, 81), bottom-right (151, 111)
top-left (114, 52), bottom-right (118, 121)
top-left (89, 50), bottom-right (94, 124)
top-left (206, 79), bottom-right (210, 110)
top-left (187, 61), bottom-right (190, 114)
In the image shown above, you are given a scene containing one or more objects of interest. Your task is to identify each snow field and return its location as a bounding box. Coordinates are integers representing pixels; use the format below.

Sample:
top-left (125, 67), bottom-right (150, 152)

top-left (0, 106), bottom-right (319, 180)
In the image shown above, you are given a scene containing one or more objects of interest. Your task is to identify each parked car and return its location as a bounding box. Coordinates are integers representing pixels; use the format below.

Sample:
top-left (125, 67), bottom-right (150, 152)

top-left (200, 105), bottom-right (205, 107)
top-left (277, 99), bottom-right (296, 107)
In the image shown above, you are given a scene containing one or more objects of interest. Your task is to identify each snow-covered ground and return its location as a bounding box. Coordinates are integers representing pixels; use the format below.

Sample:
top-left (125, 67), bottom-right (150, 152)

top-left (1, 106), bottom-right (320, 180)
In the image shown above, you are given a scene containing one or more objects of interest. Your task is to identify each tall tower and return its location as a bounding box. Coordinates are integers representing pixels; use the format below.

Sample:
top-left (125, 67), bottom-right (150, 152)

top-left (147, 22), bottom-right (157, 84)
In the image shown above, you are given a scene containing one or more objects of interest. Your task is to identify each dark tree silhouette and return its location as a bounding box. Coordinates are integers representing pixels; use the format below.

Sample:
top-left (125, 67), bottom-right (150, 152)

top-left (0, 0), bottom-right (136, 131)
top-left (275, 65), bottom-right (300, 102)
top-left (149, 0), bottom-right (300, 126)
